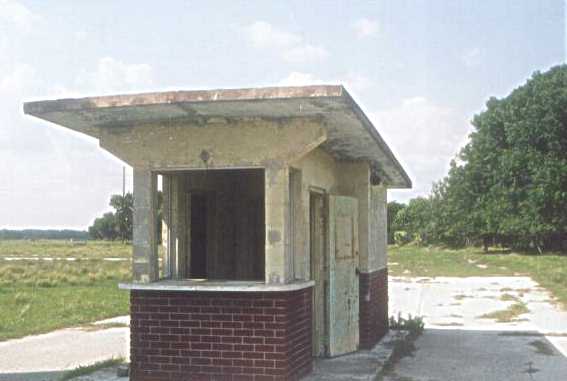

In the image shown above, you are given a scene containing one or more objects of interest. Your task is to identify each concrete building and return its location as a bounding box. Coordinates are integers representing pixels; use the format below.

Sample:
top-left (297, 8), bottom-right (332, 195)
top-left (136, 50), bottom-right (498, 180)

top-left (24, 85), bottom-right (411, 381)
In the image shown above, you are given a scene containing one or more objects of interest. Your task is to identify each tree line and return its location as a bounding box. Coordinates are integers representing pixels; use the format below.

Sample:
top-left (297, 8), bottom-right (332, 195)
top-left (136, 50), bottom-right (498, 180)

top-left (88, 192), bottom-right (162, 242)
top-left (0, 229), bottom-right (88, 240)
top-left (388, 65), bottom-right (567, 253)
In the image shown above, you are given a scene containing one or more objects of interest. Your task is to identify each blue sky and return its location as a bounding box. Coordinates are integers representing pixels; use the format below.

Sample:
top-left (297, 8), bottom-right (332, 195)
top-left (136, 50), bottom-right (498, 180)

top-left (0, 0), bottom-right (564, 229)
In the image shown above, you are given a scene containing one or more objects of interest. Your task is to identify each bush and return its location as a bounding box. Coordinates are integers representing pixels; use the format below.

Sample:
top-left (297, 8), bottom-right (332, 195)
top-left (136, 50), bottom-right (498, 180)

top-left (389, 313), bottom-right (425, 339)
top-left (394, 231), bottom-right (411, 246)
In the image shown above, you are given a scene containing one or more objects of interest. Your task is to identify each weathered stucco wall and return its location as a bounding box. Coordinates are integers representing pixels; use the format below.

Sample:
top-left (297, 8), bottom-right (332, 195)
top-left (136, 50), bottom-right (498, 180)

top-left (127, 118), bottom-right (386, 285)
top-left (290, 148), bottom-right (386, 279)
top-left (369, 185), bottom-right (388, 271)
top-left (291, 148), bottom-right (341, 281)
top-left (132, 169), bottom-right (158, 283)
top-left (337, 161), bottom-right (372, 272)
top-left (99, 118), bottom-right (325, 170)
top-left (119, 118), bottom-right (324, 285)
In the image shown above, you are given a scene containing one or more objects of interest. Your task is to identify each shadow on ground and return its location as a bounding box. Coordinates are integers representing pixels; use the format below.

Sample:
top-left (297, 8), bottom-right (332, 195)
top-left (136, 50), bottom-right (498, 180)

top-left (0, 370), bottom-right (63, 381)
top-left (382, 328), bottom-right (567, 381)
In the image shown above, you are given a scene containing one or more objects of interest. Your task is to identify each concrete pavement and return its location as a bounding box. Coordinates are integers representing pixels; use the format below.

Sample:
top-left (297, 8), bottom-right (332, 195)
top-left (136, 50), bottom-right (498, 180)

top-left (384, 276), bottom-right (567, 380)
top-left (0, 316), bottom-right (129, 381)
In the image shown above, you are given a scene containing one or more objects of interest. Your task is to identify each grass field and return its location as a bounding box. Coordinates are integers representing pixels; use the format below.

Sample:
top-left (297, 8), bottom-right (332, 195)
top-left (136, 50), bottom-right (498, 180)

top-left (3, 240), bottom-right (565, 340)
top-left (389, 245), bottom-right (567, 309)
top-left (0, 240), bottom-right (131, 341)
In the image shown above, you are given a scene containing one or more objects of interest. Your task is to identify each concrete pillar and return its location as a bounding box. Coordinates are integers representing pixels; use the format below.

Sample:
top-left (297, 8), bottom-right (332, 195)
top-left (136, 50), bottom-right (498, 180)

top-left (338, 162), bottom-right (372, 272)
top-left (132, 168), bottom-right (158, 283)
top-left (264, 166), bottom-right (290, 284)
top-left (369, 185), bottom-right (388, 271)
top-left (167, 174), bottom-right (187, 279)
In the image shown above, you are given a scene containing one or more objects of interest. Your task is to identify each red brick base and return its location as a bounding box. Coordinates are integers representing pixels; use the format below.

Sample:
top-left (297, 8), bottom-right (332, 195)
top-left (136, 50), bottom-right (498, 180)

top-left (130, 287), bottom-right (312, 381)
top-left (359, 268), bottom-right (388, 349)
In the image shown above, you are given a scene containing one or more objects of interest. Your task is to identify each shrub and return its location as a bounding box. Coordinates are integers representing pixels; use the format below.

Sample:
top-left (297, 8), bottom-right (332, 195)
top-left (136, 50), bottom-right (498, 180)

top-left (394, 231), bottom-right (411, 246)
top-left (389, 313), bottom-right (425, 339)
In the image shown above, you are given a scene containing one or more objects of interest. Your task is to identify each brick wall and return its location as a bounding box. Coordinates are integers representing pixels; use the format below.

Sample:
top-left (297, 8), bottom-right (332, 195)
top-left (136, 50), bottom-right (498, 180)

top-left (130, 287), bottom-right (312, 381)
top-left (359, 268), bottom-right (388, 349)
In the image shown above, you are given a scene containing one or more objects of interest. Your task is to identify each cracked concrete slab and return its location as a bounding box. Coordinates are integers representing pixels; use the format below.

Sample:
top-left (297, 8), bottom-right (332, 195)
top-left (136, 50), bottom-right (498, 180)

top-left (303, 331), bottom-right (407, 381)
top-left (385, 276), bottom-right (567, 381)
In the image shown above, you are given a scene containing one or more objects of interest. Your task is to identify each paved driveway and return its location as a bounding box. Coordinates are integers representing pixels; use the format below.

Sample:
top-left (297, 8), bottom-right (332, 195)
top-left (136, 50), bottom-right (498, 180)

top-left (385, 276), bottom-right (567, 381)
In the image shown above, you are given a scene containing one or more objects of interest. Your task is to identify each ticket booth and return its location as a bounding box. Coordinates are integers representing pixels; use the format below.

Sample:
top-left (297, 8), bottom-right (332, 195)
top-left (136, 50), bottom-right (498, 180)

top-left (24, 85), bottom-right (411, 381)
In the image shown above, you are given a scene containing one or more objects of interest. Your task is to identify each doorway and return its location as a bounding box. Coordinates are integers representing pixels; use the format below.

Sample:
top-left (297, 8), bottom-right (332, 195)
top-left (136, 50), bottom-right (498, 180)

top-left (310, 190), bottom-right (327, 357)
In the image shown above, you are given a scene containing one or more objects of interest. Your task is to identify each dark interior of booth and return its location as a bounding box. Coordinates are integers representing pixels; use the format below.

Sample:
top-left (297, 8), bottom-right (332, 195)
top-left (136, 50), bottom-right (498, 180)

top-left (182, 168), bottom-right (265, 281)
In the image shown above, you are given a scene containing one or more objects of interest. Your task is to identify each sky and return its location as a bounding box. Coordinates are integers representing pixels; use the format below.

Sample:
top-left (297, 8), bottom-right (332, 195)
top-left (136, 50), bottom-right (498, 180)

top-left (0, 0), bottom-right (564, 229)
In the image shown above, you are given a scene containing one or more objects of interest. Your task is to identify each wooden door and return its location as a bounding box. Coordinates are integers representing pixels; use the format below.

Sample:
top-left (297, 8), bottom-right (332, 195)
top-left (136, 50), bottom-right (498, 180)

top-left (328, 195), bottom-right (359, 356)
top-left (310, 192), bottom-right (327, 357)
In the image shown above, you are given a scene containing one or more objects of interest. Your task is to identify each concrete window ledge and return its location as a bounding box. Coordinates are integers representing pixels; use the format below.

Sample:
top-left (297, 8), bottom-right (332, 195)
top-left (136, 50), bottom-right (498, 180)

top-left (119, 279), bottom-right (315, 292)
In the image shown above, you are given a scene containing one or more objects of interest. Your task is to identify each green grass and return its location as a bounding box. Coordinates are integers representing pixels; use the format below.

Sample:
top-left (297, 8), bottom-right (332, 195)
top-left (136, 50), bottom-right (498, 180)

top-left (0, 240), bottom-right (132, 341)
top-left (58, 357), bottom-right (125, 380)
top-left (389, 245), bottom-right (567, 309)
top-left (0, 239), bottom-right (131, 259)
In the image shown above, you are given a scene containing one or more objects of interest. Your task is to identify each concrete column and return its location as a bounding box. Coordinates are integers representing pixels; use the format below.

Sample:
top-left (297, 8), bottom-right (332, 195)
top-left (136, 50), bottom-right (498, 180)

top-left (338, 162), bottom-right (372, 272)
top-left (168, 174), bottom-right (186, 279)
top-left (369, 185), bottom-right (388, 271)
top-left (265, 166), bottom-right (290, 284)
top-left (132, 168), bottom-right (158, 283)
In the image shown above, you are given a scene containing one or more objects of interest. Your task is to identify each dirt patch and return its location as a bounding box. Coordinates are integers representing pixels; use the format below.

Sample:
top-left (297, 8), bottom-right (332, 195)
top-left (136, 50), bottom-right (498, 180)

top-left (500, 293), bottom-right (518, 302)
top-left (478, 302), bottom-right (529, 322)
top-left (528, 340), bottom-right (557, 356)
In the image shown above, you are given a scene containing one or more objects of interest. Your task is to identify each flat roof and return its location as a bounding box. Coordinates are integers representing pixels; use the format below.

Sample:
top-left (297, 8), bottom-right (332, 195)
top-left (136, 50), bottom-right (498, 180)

top-left (23, 85), bottom-right (411, 188)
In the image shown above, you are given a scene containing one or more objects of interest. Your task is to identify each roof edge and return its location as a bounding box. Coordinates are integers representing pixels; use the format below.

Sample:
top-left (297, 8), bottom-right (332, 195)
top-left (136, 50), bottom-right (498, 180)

top-left (23, 85), bottom-right (344, 116)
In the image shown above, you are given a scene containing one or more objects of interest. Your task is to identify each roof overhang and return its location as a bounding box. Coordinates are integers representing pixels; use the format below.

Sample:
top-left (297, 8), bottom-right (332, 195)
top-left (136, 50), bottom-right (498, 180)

top-left (23, 85), bottom-right (411, 188)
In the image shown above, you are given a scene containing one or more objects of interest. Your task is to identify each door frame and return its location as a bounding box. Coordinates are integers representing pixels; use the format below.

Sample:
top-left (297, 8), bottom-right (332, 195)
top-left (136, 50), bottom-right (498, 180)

top-left (309, 187), bottom-right (328, 357)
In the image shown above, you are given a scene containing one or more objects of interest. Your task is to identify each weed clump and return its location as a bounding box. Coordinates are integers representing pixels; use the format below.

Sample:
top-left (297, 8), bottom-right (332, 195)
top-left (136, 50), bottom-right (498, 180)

top-left (389, 313), bottom-right (425, 339)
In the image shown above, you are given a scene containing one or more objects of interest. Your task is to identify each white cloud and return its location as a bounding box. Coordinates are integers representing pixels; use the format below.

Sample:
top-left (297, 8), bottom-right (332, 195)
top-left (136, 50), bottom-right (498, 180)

top-left (278, 71), bottom-right (370, 94)
top-left (461, 47), bottom-right (482, 68)
top-left (75, 57), bottom-right (154, 95)
top-left (0, 63), bottom-right (36, 93)
top-left (369, 97), bottom-right (471, 202)
top-left (352, 18), bottom-right (378, 39)
top-left (0, 0), bottom-right (39, 33)
top-left (0, 57), bottom-right (141, 229)
top-left (278, 72), bottom-right (326, 87)
top-left (342, 72), bottom-right (371, 93)
top-left (245, 21), bottom-right (301, 49)
top-left (282, 44), bottom-right (329, 64)
top-left (244, 21), bottom-right (328, 64)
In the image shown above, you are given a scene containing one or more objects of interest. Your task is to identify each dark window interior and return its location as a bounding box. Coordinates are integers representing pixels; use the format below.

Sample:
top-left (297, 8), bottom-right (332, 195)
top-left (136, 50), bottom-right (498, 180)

top-left (190, 193), bottom-right (208, 278)
top-left (184, 169), bottom-right (265, 281)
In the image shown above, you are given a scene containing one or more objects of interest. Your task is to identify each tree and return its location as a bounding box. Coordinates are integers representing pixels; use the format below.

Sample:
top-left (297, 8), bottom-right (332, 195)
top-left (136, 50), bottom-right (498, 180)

top-left (110, 193), bottom-right (133, 242)
top-left (419, 65), bottom-right (567, 251)
top-left (88, 191), bottom-right (163, 242)
top-left (89, 193), bottom-right (133, 241)
top-left (88, 212), bottom-right (118, 240)
top-left (387, 201), bottom-right (406, 244)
